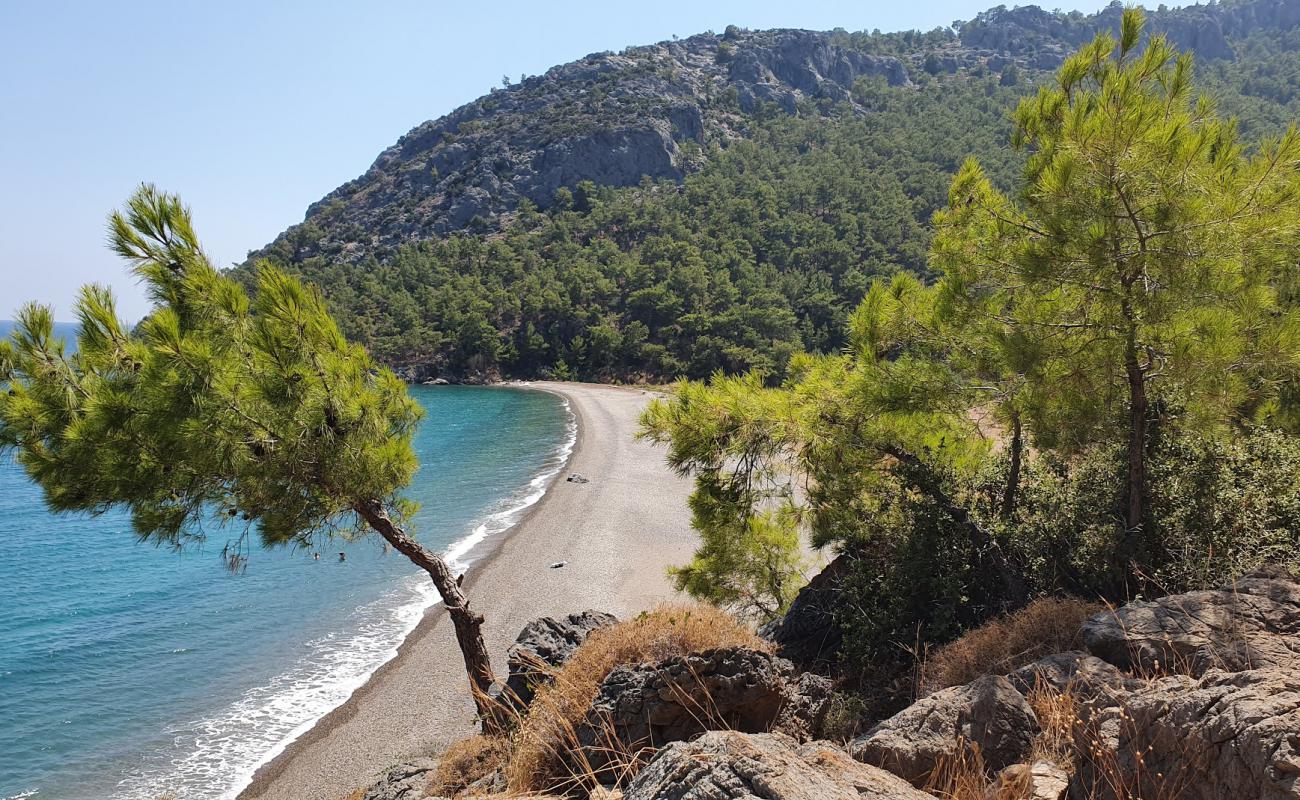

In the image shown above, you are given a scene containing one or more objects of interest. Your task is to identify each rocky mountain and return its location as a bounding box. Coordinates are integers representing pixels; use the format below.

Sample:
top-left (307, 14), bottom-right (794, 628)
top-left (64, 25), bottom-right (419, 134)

top-left (255, 0), bottom-right (1300, 266)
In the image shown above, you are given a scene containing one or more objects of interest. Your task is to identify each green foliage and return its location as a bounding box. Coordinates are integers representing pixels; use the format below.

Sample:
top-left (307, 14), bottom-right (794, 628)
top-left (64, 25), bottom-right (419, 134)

top-left (253, 76), bottom-right (1029, 381)
top-left (0, 186), bottom-right (422, 553)
top-left (999, 429), bottom-right (1300, 596)
top-left (642, 20), bottom-right (1300, 682)
top-left (640, 373), bottom-right (806, 619)
top-left (935, 10), bottom-right (1300, 539)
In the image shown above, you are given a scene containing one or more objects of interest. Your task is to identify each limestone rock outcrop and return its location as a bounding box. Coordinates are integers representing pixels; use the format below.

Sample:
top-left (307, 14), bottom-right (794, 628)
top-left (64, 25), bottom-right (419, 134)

top-left (1006, 650), bottom-right (1133, 698)
top-left (758, 553), bottom-right (850, 670)
top-left (1081, 568), bottom-right (1300, 676)
top-left (497, 610), bottom-right (617, 709)
top-left (576, 646), bottom-right (831, 776)
top-left (360, 761), bottom-right (435, 800)
top-left (622, 731), bottom-right (930, 800)
top-left (1074, 667), bottom-right (1300, 800)
top-left (851, 674), bottom-right (1039, 785)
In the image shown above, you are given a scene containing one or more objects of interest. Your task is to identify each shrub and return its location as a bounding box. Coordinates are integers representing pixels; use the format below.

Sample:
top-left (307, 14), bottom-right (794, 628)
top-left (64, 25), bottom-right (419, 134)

top-left (920, 597), bottom-right (1100, 695)
top-left (504, 603), bottom-right (765, 794)
top-left (1007, 428), bottom-right (1300, 599)
top-left (1147, 428), bottom-right (1300, 590)
top-left (832, 475), bottom-right (1011, 711)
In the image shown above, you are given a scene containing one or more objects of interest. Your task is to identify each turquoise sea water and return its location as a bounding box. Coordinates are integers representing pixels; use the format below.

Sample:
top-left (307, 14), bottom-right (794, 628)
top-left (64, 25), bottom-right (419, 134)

top-left (0, 322), bottom-right (574, 800)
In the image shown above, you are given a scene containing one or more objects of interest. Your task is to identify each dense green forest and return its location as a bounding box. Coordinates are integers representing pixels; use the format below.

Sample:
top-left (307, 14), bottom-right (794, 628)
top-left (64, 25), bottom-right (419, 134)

top-left (251, 22), bottom-right (1300, 382)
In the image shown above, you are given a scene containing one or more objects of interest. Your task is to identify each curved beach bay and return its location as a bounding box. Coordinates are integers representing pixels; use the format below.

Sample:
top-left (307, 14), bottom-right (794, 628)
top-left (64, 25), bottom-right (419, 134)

top-left (238, 382), bottom-right (695, 800)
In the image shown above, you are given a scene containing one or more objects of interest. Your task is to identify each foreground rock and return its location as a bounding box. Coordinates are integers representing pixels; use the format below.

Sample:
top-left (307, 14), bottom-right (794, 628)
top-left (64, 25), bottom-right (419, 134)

top-left (497, 611), bottom-right (617, 709)
top-left (992, 761), bottom-right (1069, 800)
top-left (851, 674), bottom-right (1039, 785)
top-left (1081, 568), bottom-right (1300, 676)
top-left (623, 731), bottom-right (929, 800)
top-left (1074, 667), bottom-right (1300, 800)
top-left (577, 646), bottom-right (831, 776)
top-left (1007, 650), bottom-right (1132, 698)
top-left (360, 761), bottom-right (434, 800)
top-left (759, 553), bottom-right (850, 670)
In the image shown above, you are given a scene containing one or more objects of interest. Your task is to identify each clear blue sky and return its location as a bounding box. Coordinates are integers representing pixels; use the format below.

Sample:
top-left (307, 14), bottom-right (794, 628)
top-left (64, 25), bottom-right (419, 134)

top-left (1, 0), bottom-right (1116, 322)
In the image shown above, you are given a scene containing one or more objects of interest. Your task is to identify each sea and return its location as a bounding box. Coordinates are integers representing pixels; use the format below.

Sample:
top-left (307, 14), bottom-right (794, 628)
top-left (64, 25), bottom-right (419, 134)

top-left (0, 321), bottom-right (575, 800)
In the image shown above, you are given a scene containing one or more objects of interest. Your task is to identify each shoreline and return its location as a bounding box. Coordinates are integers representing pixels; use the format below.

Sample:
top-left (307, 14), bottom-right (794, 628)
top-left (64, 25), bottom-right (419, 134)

top-left (224, 381), bottom-right (578, 796)
top-left (237, 381), bottom-right (696, 800)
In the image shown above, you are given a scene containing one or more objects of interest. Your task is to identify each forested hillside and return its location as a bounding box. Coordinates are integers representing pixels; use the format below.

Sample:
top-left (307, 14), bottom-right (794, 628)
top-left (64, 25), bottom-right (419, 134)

top-left (246, 0), bottom-right (1300, 381)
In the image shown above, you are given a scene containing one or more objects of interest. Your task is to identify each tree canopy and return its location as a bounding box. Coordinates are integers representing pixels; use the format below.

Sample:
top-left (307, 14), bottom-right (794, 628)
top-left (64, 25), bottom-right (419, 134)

top-left (0, 187), bottom-right (504, 728)
top-left (641, 12), bottom-right (1300, 676)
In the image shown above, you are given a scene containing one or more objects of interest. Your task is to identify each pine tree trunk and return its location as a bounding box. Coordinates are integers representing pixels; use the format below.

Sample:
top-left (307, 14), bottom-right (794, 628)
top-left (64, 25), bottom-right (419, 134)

top-left (1000, 413), bottom-right (1023, 520)
top-left (1123, 342), bottom-right (1148, 535)
top-left (353, 498), bottom-right (504, 733)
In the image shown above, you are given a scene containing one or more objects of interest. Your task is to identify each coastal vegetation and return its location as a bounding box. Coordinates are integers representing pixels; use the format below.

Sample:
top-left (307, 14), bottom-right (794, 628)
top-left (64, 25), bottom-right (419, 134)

top-left (0, 188), bottom-right (506, 730)
top-left (642, 9), bottom-right (1300, 702)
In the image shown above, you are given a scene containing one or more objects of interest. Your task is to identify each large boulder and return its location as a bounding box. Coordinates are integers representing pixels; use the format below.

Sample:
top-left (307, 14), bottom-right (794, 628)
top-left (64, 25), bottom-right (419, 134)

top-left (851, 675), bottom-right (1039, 785)
top-left (498, 610), bottom-right (616, 708)
top-left (1074, 667), bottom-right (1300, 800)
top-left (576, 647), bottom-right (831, 777)
top-left (1081, 568), bottom-right (1300, 676)
top-left (759, 553), bottom-right (850, 670)
top-left (1007, 650), bottom-right (1133, 698)
top-left (622, 731), bottom-right (930, 800)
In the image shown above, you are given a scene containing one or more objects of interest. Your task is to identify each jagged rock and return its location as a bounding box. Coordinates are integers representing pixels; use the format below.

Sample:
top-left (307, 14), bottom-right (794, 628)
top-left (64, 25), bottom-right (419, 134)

top-left (361, 760), bottom-right (435, 800)
top-left (758, 553), bottom-right (850, 670)
top-left (462, 767), bottom-right (506, 796)
top-left (498, 611), bottom-right (616, 708)
top-left (957, 1), bottom-right (1265, 64)
top-left (576, 647), bottom-right (831, 777)
top-left (1074, 667), bottom-right (1300, 800)
top-left (851, 675), bottom-right (1039, 785)
top-left (622, 731), bottom-right (930, 800)
top-left (1081, 568), bottom-right (1300, 676)
top-left (1007, 650), bottom-right (1132, 698)
top-left (993, 761), bottom-right (1070, 800)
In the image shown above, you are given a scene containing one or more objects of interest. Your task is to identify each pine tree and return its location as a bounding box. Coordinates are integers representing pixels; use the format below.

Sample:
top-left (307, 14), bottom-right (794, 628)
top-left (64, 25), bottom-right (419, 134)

top-left (0, 187), bottom-right (504, 729)
top-left (933, 9), bottom-right (1300, 553)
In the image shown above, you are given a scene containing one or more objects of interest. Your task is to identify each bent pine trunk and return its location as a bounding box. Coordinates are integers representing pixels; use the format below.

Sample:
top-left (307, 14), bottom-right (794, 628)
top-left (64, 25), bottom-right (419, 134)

top-left (354, 497), bottom-right (503, 733)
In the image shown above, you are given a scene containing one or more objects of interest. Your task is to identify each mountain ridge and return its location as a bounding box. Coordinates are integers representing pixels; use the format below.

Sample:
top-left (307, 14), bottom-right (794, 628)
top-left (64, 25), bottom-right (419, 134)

top-left (243, 0), bottom-right (1300, 383)
top-left (253, 0), bottom-right (1300, 267)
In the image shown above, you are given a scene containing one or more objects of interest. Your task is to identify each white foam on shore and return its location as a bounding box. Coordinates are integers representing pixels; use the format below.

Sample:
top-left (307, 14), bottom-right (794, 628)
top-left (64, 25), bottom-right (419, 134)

top-left (109, 396), bottom-right (577, 800)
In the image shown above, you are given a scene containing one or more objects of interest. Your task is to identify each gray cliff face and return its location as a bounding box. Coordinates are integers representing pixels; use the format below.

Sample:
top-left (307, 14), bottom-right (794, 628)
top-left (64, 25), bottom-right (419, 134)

top-left (256, 0), bottom-right (1300, 264)
top-left (960, 0), bottom-right (1300, 65)
top-left (262, 28), bottom-right (910, 263)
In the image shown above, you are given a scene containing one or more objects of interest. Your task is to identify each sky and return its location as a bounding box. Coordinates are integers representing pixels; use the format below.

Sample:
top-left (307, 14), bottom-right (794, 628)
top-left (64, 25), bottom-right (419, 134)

top-left (1, 0), bottom-right (1117, 323)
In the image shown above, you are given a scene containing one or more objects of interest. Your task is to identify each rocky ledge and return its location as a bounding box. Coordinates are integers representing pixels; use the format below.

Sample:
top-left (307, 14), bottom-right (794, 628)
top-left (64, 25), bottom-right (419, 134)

top-left (361, 567), bottom-right (1300, 800)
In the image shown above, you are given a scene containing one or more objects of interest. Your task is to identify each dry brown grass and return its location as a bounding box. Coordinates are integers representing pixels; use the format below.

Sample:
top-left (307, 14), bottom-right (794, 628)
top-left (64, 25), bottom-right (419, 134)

top-left (920, 597), bottom-right (1101, 695)
top-left (503, 602), bottom-right (765, 794)
top-left (1027, 681), bottom-right (1079, 766)
top-left (427, 734), bottom-right (510, 797)
top-left (924, 674), bottom-right (1209, 800)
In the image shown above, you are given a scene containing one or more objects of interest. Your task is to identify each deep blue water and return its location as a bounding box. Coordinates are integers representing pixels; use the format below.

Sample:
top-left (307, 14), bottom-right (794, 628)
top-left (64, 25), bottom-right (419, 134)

top-left (0, 322), bottom-right (573, 800)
